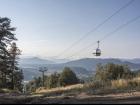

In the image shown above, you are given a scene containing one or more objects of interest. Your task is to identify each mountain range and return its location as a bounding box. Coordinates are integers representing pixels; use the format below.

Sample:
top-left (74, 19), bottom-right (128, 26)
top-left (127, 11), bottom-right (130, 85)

top-left (19, 57), bottom-right (140, 81)
top-left (121, 58), bottom-right (140, 64)
top-left (19, 57), bottom-right (56, 65)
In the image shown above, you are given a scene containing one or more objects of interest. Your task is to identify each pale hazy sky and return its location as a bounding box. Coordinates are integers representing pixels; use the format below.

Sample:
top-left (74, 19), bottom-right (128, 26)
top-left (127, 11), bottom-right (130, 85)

top-left (0, 0), bottom-right (140, 59)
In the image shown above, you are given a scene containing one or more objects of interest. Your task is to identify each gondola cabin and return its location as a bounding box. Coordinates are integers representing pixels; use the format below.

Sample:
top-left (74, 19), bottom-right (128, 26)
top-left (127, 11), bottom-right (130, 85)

top-left (93, 41), bottom-right (101, 56)
top-left (94, 48), bottom-right (101, 56)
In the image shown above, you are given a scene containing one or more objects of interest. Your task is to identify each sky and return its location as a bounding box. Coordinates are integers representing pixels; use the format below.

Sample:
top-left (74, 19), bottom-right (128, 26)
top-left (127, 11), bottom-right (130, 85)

top-left (0, 0), bottom-right (140, 59)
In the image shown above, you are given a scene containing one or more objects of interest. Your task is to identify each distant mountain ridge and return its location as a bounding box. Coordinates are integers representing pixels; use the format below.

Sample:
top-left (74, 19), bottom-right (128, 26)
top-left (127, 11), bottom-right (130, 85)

top-left (20, 57), bottom-right (140, 81)
top-left (63, 58), bottom-right (140, 71)
top-left (121, 58), bottom-right (140, 64)
top-left (46, 58), bottom-right (70, 64)
top-left (19, 57), bottom-right (56, 65)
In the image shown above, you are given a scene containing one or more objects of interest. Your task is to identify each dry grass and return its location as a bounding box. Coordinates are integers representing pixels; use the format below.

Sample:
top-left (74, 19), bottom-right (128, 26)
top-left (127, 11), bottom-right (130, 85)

top-left (35, 84), bottom-right (84, 95)
top-left (111, 77), bottom-right (140, 89)
top-left (111, 79), bottom-right (128, 89)
top-left (0, 88), bottom-right (11, 93)
top-left (34, 77), bottom-right (140, 97)
top-left (0, 88), bottom-right (18, 93)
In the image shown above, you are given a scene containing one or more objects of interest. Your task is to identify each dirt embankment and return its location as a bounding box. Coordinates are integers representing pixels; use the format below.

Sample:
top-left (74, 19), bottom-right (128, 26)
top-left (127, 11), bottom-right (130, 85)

top-left (1, 92), bottom-right (140, 104)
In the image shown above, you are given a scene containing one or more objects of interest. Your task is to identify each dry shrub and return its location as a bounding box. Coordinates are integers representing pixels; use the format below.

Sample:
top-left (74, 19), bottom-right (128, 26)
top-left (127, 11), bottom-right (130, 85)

top-left (83, 82), bottom-right (101, 92)
top-left (111, 78), bottom-right (140, 89)
top-left (128, 78), bottom-right (140, 88)
top-left (84, 81), bottom-right (111, 90)
top-left (111, 79), bottom-right (128, 89)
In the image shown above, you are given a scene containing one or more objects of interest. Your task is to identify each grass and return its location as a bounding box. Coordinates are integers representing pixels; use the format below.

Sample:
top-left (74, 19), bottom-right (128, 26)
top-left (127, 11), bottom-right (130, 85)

top-left (34, 84), bottom-right (84, 97)
top-left (83, 77), bottom-right (140, 95)
top-left (33, 77), bottom-right (140, 97)
top-left (0, 88), bottom-right (21, 94)
top-left (111, 79), bottom-right (129, 89)
top-left (0, 88), bottom-right (12, 93)
top-left (35, 84), bottom-right (83, 93)
top-left (111, 77), bottom-right (140, 89)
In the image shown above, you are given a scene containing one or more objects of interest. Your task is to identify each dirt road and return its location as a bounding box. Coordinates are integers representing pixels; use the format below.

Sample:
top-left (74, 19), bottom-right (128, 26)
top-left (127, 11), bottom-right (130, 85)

top-left (1, 92), bottom-right (140, 104)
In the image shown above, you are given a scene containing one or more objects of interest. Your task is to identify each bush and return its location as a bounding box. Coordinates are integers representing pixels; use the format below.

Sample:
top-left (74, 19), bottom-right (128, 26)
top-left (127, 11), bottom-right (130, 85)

top-left (59, 67), bottom-right (79, 86)
top-left (84, 81), bottom-right (104, 89)
top-left (111, 79), bottom-right (128, 89)
top-left (83, 80), bottom-right (112, 93)
top-left (94, 63), bottom-right (134, 82)
top-left (128, 80), bottom-right (138, 87)
top-left (127, 78), bottom-right (140, 88)
top-left (111, 78), bottom-right (140, 90)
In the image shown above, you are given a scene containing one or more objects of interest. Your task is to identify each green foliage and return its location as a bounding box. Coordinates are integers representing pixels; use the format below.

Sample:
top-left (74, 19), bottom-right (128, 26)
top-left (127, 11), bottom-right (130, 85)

top-left (94, 63), bottom-right (135, 82)
top-left (83, 63), bottom-right (138, 94)
top-left (34, 76), bottom-right (42, 88)
top-left (26, 80), bottom-right (36, 92)
top-left (27, 67), bottom-right (80, 92)
top-left (27, 72), bottom-right (61, 91)
top-left (133, 69), bottom-right (140, 77)
top-left (46, 72), bottom-right (60, 89)
top-left (59, 67), bottom-right (79, 86)
top-left (0, 17), bottom-right (23, 92)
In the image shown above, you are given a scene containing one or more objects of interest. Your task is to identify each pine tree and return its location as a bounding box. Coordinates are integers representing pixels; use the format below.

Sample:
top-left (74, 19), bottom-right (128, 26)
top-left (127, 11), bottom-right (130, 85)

top-left (0, 17), bottom-right (17, 88)
top-left (8, 42), bottom-right (23, 90)
top-left (0, 17), bottom-right (23, 91)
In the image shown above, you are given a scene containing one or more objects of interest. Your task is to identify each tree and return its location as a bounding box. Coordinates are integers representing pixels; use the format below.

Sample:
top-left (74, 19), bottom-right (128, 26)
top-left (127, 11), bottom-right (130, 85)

top-left (59, 67), bottom-right (79, 86)
top-left (94, 63), bottom-right (134, 82)
top-left (0, 17), bottom-right (16, 60)
top-left (47, 72), bottom-right (60, 88)
top-left (26, 68), bottom-right (80, 92)
top-left (0, 17), bottom-right (17, 88)
top-left (0, 17), bottom-right (23, 91)
top-left (94, 63), bottom-right (106, 81)
top-left (13, 69), bottom-right (24, 91)
top-left (26, 80), bottom-right (36, 93)
top-left (34, 76), bottom-right (42, 89)
top-left (8, 42), bottom-right (23, 90)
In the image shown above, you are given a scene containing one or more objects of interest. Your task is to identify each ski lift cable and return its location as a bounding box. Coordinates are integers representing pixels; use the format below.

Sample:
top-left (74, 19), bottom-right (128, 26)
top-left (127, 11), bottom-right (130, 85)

top-left (64, 15), bottom-right (140, 59)
top-left (55, 0), bottom-right (135, 58)
top-left (99, 15), bottom-right (140, 42)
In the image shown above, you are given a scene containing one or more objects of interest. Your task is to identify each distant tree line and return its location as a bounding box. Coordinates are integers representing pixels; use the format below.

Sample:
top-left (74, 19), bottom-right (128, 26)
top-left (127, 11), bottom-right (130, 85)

top-left (0, 17), bottom-right (23, 91)
top-left (26, 67), bottom-right (80, 92)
